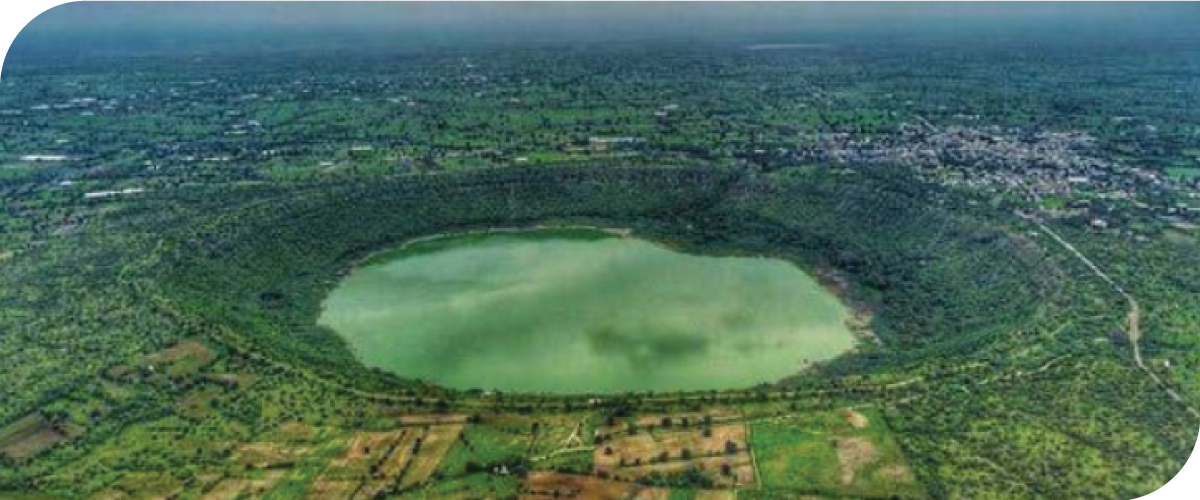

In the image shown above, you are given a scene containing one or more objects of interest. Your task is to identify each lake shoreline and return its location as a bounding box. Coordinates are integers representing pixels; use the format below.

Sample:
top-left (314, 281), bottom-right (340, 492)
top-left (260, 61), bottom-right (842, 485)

top-left (344, 224), bottom-right (634, 271)
top-left (321, 227), bottom-right (860, 393)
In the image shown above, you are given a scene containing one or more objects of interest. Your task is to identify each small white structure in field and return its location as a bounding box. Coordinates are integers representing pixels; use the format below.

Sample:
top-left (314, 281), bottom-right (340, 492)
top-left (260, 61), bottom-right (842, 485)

top-left (21, 154), bottom-right (71, 162)
top-left (84, 187), bottom-right (145, 200)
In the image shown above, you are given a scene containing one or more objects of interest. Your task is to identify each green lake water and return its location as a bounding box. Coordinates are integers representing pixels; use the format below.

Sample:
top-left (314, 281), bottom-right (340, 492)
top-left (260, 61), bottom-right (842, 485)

top-left (318, 229), bottom-right (856, 394)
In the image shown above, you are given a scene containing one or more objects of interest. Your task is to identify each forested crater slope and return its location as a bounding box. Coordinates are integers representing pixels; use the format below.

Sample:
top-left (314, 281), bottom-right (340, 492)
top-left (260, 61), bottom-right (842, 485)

top-left (153, 165), bottom-right (1058, 390)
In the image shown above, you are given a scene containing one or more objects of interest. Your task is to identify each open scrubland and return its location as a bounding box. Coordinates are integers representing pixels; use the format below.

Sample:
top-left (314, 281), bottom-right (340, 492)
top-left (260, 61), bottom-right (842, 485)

top-left (2, 26), bottom-right (1199, 500)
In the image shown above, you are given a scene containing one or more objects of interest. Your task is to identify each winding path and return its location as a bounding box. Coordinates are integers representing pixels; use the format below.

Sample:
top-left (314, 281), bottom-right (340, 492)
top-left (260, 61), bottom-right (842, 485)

top-left (1020, 212), bottom-right (1199, 418)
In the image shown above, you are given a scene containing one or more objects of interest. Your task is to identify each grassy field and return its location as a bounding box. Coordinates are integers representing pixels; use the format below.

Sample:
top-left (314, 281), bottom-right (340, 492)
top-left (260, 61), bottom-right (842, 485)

top-left (436, 420), bottom-right (531, 477)
top-left (399, 424), bottom-right (465, 489)
top-left (749, 408), bottom-right (924, 499)
top-left (261, 440), bottom-right (348, 499)
top-left (1166, 165), bottom-right (1200, 181)
top-left (143, 340), bottom-right (217, 379)
top-left (394, 473), bottom-right (521, 500)
top-left (196, 470), bottom-right (286, 500)
top-left (0, 414), bottom-right (68, 462)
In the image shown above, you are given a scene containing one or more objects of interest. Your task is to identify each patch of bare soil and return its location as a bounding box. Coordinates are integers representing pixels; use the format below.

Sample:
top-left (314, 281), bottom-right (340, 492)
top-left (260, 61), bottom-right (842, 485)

top-left (878, 464), bottom-right (916, 484)
top-left (693, 490), bottom-right (737, 500)
top-left (399, 424), bottom-right (464, 488)
top-left (0, 413), bottom-right (68, 461)
top-left (399, 414), bottom-right (470, 426)
top-left (350, 429), bottom-right (424, 499)
top-left (839, 409), bottom-right (869, 429)
top-left (595, 423), bottom-right (753, 487)
top-left (521, 471), bottom-right (670, 500)
top-left (233, 442), bottom-right (311, 469)
top-left (833, 437), bottom-right (880, 485)
top-left (201, 470), bottom-right (286, 500)
top-left (303, 479), bottom-right (361, 500)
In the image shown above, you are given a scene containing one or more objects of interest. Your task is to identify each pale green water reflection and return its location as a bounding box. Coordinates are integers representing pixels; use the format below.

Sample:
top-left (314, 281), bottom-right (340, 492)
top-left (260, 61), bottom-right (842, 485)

top-left (319, 229), bottom-right (856, 393)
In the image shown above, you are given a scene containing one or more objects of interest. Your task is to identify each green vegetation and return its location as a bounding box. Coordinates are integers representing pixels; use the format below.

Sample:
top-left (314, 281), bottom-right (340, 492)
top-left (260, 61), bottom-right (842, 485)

top-left (750, 409), bottom-right (923, 498)
top-left (1165, 166), bottom-right (1200, 181)
top-left (1, 11), bottom-right (1198, 500)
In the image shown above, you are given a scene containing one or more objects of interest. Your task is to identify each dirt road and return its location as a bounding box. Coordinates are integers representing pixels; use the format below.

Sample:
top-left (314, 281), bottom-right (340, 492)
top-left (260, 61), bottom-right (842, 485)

top-left (1021, 213), bottom-right (1199, 419)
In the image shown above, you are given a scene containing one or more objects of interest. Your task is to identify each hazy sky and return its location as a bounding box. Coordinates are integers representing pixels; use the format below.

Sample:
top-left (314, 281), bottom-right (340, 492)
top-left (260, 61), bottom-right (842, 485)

top-left (23, 0), bottom-right (1200, 34)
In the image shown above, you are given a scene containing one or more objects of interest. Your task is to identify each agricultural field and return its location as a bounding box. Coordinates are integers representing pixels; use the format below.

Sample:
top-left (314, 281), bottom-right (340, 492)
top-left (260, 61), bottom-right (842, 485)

top-left (750, 409), bottom-right (923, 499)
top-left (200, 470), bottom-right (287, 500)
top-left (521, 471), bottom-right (670, 500)
top-left (594, 420), bottom-right (754, 488)
top-left (2, 4), bottom-right (1199, 500)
